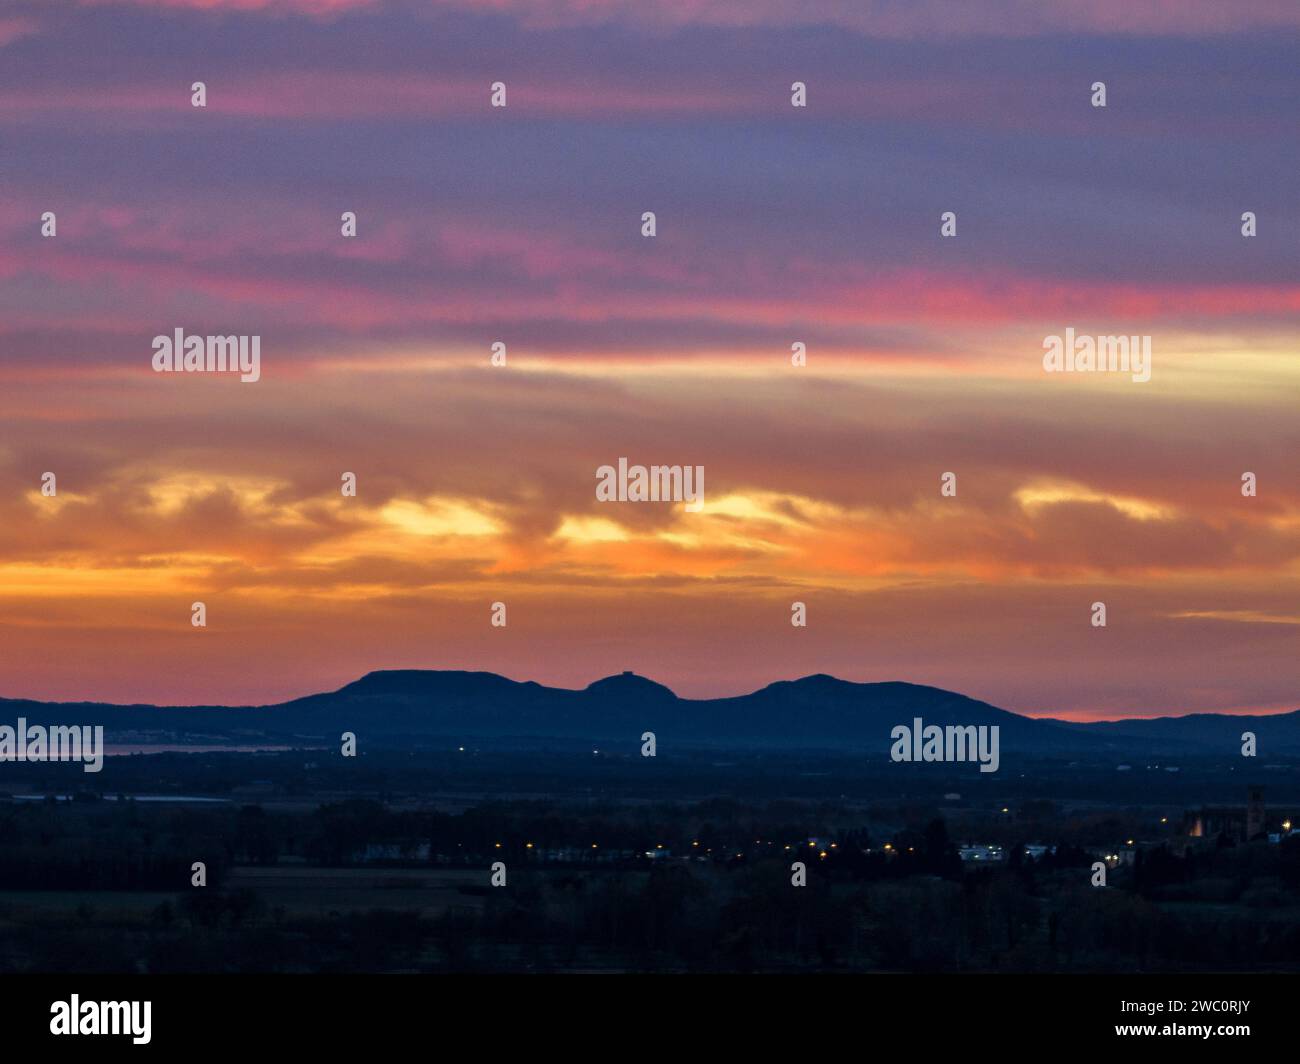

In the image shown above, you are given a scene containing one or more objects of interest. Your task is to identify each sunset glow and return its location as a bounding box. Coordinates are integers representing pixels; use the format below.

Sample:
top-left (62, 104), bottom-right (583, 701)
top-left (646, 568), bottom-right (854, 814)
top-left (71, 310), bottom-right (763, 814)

top-left (1, 0), bottom-right (1297, 718)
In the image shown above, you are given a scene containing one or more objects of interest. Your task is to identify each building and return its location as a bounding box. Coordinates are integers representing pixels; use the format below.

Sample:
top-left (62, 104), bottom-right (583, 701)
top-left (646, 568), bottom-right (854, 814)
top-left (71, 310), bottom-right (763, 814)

top-left (1185, 786), bottom-right (1268, 843)
top-left (959, 844), bottom-right (1003, 863)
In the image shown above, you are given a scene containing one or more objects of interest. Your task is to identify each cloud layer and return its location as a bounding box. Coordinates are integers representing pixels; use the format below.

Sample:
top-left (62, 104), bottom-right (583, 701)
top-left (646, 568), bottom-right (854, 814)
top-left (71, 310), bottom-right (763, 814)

top-left (1, 0), bottom-right (1297, 717)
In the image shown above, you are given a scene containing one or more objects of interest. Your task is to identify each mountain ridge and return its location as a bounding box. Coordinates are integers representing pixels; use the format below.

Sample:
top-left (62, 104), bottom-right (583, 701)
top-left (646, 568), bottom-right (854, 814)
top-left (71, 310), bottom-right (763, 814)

top-left (2, 670), bottom-right (1297, 757)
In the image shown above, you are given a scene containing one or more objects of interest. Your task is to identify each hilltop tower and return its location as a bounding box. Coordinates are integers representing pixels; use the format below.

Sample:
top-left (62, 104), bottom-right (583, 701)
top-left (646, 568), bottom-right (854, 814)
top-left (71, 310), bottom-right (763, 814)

top-left (1247, 786), bottom-right (1265, 841)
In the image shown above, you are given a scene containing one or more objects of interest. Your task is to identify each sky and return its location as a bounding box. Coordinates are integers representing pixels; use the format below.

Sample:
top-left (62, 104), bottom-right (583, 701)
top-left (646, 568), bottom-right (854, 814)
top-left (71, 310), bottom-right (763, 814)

top-left (0, 0), bottom-right (1298, 718)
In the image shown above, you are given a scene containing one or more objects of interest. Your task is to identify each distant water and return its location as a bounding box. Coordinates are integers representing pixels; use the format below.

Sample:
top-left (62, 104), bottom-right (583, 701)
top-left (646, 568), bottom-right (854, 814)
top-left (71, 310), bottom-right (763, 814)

top-left (104, 744), bottom-right (316, 756)
top-left (11, 794), bottom-right (230, 803)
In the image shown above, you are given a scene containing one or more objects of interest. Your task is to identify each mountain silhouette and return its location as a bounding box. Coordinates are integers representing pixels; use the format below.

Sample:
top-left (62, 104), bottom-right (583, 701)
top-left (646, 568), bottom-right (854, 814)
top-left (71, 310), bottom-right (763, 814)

top-left (1, 670), bottom-right (1296, 756)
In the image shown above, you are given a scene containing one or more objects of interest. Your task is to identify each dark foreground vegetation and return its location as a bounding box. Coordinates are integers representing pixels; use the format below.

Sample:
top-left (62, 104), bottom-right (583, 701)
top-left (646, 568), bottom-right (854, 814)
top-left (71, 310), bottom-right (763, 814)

top-left (2, 749), bottom-right (1299, 972)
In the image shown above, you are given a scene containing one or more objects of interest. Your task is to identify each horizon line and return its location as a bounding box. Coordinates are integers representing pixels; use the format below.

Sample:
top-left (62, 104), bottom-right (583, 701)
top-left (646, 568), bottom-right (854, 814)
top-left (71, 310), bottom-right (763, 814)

top-left (2, 667), bottom-right (1295, 724)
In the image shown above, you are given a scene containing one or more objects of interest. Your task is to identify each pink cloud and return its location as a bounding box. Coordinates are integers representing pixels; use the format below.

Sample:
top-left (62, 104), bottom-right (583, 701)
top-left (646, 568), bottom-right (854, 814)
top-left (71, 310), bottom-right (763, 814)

top-left (78, 0), bottom-right (377, 13)
top-left (59, 0), bottom-right (1300, 36)
top-left (0, 15), bottom-right (40, 46)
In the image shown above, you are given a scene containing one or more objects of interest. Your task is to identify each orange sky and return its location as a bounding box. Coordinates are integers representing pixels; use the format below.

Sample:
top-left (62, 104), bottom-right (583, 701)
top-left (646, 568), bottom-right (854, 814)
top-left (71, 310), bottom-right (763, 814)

top-left (2, 350), bottom-right (1298, 718)
top-left (1, 0), bottom-right (1298, 718)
